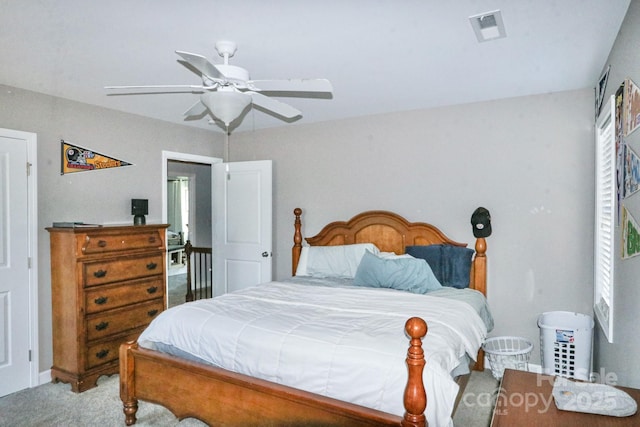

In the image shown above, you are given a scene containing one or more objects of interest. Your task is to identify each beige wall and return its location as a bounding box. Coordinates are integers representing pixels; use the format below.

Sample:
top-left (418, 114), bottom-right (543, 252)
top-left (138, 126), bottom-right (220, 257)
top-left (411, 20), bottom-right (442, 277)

top-left (232, 88), bottom-right (596, 366)
top-left (594, 0), bottom-right (640, 388)
top-left (0, 84), bottom-right (222, 372)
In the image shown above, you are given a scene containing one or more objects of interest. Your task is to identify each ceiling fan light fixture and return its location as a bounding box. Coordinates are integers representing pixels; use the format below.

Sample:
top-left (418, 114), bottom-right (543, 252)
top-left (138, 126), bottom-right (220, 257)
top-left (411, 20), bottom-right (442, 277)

top-left (201, 91), bottom-right (251, 127)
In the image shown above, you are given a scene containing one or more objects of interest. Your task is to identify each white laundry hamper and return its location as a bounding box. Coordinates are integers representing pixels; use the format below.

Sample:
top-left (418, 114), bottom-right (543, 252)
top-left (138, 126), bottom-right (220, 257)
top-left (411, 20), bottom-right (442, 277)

top-left (538, 311), bottom-right (594, 381)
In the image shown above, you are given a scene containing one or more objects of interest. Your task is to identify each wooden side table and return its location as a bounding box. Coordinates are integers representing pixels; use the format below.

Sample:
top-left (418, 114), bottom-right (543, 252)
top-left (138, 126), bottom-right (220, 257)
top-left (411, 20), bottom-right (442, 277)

top-left (491, 369), bottom-right (640, 426)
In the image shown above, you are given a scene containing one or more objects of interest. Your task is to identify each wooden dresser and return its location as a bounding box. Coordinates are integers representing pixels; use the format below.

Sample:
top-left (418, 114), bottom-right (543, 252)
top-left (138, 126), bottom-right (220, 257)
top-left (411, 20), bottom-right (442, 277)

top-left (47, 224), bottom-right (169, 392)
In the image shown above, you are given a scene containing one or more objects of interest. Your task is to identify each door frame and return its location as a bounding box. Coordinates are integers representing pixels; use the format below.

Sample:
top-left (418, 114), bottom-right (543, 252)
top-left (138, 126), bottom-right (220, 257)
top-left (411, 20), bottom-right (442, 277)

top-left (1, 128), bottom-right (39, 387)
top-left (161, 151), bottom-right (221, 302)
top-left (161, 150), bottom-right (221, 225)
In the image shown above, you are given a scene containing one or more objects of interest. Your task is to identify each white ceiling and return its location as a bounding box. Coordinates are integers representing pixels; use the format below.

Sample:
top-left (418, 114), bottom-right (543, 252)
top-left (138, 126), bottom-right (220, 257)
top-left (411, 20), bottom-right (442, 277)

top-left (0, 1), bottom-right (631, 133)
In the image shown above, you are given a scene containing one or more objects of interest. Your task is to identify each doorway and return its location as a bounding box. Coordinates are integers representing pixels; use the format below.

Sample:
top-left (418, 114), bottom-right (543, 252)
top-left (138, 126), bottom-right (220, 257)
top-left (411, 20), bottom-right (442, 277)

top-left (162, 151), bottom-right (219, 307)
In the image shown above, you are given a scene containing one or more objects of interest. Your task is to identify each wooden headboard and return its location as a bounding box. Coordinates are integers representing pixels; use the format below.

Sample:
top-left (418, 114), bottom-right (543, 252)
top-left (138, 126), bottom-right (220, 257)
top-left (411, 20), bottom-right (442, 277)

top-left (291, 208), bottom-right (487, 296)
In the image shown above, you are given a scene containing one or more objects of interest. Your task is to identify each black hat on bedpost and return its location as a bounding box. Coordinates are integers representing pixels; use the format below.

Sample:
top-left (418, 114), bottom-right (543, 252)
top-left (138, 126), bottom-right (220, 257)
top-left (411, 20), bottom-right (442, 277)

top-left (471, 207), bottom-right (492, 238)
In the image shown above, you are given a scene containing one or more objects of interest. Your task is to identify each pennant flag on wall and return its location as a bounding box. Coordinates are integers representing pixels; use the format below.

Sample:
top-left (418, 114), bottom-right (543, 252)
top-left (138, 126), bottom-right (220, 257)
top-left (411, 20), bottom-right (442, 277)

top-left (622, 205), bottom-right (640, 259)
top-left (61, 140), bottom-right (133, 175)
top-left (623, 143), bottom-right (640, 199)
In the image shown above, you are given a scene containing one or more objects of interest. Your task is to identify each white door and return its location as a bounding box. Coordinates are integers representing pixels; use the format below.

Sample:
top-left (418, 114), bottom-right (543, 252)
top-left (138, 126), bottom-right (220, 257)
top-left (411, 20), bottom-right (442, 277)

top-left (0, 130), bottom-right (35, 397)
top-left (213, 160), bottom-right (272, 295)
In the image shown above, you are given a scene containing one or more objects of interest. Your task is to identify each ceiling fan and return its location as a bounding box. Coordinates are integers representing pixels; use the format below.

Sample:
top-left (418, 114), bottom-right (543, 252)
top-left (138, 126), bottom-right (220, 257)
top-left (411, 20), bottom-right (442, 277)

top-left (105, 41), bottom-right (333, 130)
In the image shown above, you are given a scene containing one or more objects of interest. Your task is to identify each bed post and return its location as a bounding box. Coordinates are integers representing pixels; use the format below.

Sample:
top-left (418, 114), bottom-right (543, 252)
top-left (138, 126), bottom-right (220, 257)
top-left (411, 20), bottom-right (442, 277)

top-left (473, 237), bottom-right (487, 296)
top-left (292, 207), bottom-right (303, 276)
top-left (473, 236), bottom-right (487, 371)
top-left (402, 317), bottom-right (428, 427)
top-left (120, 341), bottom-right (139, 426)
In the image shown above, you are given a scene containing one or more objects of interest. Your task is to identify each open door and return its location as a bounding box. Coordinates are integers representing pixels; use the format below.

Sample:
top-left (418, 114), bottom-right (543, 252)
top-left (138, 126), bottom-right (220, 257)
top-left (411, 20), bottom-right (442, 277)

top-left (213, 160), bottom-right (272, 295)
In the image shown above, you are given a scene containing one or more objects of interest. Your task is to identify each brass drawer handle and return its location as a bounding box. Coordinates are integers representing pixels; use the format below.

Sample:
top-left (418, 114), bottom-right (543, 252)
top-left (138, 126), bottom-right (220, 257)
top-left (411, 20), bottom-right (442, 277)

top-left (93, 269), bottom-right (107, 278)
top-left (96, 349), bottom-right (109, 359)
top-left (95, 321), bottom-right (109, 331)
top-left (97, 240), bottom-right (107, 248)
top-left (146, 262), bottom-right (157, 270)
top-left (147, 309), bottom-right (159, 317)
top-left (94, 296), bottom-right (108, 305)
top-left (146, 286), bottom-right (158, 294)
top-left (148, 236), bottom-right (157, 244)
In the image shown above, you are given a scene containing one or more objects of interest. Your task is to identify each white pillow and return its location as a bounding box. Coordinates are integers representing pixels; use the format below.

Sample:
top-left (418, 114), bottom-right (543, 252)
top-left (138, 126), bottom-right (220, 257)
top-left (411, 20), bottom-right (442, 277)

top-left (295, 246), bottom-right (310, 276)
top-left (296, 243), bottom-right (380, 278)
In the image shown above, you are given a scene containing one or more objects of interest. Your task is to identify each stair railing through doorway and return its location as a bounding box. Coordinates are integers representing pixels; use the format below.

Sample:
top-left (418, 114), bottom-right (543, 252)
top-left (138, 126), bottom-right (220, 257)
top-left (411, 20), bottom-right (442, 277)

top-left (184, 240), bottom-right (213, 301)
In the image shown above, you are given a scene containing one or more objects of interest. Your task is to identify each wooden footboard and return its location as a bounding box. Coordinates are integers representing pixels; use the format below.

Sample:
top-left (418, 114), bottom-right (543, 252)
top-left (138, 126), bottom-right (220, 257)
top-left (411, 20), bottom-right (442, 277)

top-left (120, 318), bottom-right (428, 427)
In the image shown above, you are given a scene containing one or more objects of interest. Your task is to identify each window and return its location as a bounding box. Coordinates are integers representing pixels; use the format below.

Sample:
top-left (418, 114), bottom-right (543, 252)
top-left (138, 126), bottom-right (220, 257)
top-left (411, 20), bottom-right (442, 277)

top-left (594, 94), bottom-right (615, 343)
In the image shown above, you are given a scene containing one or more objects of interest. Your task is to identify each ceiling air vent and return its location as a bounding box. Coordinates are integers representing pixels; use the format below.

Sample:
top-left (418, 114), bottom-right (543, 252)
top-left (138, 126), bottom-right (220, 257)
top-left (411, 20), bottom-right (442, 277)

top-left (469, 10), bottom-right (506, 42)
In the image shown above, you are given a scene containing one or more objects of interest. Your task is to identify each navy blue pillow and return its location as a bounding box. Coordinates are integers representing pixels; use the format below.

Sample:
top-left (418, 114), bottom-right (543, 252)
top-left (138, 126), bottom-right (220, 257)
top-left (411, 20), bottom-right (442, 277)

top-left (405, 244), bottom-right (474, 289)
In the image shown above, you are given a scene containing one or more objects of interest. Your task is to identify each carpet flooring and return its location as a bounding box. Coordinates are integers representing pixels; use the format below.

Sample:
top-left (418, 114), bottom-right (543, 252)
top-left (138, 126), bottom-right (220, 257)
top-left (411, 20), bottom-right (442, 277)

top-left (168, 273), bottom-right (188, 308)
top-left (0, 375), bottom-right (206, 427)
top-left (0, 369), bottom-right (498, 426)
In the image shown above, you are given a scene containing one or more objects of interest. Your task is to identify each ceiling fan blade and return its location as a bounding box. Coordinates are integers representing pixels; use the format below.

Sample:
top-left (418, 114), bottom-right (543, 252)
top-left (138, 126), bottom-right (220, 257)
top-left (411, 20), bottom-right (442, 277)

top-left (183, 100), bottom-right (207, 117)
top-left (249, 78), bottom-right (333, 93)
top-left (105, 84), bottom-right (207, 93)
top-left (248, 92), bottom-right (302, 119)
top-left (175, 51), bottom-right (224, 80)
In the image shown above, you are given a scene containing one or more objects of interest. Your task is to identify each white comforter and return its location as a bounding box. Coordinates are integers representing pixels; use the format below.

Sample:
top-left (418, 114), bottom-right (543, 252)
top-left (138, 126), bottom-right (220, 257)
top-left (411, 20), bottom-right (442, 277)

top-left (138, 281), bottom-right (488, 427)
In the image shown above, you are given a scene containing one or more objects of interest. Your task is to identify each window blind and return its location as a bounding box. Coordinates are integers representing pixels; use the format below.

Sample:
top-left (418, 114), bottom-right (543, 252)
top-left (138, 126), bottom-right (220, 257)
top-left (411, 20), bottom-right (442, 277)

top-left (594, 95), bottom-right (615, 343)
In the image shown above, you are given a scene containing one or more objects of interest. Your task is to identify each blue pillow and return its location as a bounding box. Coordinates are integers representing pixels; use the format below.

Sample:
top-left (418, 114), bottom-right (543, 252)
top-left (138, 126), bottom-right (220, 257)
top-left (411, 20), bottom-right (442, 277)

top-left (353, 251), bottom-right (442, 294)
top-left (405, 244), bottom-right (474, 289)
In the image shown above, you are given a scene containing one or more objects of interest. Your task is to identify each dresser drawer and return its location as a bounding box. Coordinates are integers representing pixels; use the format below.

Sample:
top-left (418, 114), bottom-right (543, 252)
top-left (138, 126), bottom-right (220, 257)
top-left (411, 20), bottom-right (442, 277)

top-left (86, 300), bottom-right (163, 341)
top-left (86, 329), bottom-right (144, 369)
top-left (81, 230), bottom-right (163, 255)
top-left (84, 254), bottom-right (163, 287)
top-left (85, 278), bottom-right (164, 314)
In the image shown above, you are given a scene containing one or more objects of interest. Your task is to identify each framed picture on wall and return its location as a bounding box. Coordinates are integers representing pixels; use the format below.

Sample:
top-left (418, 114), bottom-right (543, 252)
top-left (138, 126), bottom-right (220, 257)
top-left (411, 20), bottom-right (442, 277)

top-left (624, 78), bottom-right (640, 137)
top-left (623, 143), bottom-right (640, 199)
top-left (596, 65), bottom-right (610, 118)
top-left (622, 205), bottom-right (640, 259)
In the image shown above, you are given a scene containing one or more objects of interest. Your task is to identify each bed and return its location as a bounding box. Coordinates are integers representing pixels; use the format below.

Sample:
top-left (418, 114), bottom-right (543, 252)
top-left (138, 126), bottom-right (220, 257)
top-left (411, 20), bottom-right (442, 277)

top-left (119, 208), bottom-right (491, 427)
